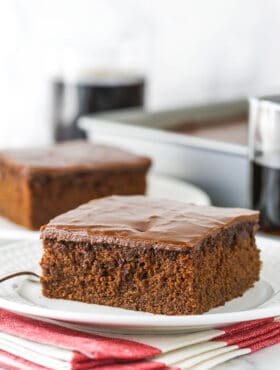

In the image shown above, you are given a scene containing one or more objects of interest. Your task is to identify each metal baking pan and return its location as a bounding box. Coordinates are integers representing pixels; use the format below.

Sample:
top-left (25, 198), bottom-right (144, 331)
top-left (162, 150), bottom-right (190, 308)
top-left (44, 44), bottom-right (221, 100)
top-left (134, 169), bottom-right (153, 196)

top-left (79, 100), bottom-right (249, 207)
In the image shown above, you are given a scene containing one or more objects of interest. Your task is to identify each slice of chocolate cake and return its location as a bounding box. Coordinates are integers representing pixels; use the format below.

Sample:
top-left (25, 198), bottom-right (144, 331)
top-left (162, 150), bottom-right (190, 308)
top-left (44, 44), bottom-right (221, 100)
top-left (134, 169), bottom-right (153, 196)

top-left (40, 196), bottom-right (261, 315)
top-left (0, 141), bottom-right (151, 230)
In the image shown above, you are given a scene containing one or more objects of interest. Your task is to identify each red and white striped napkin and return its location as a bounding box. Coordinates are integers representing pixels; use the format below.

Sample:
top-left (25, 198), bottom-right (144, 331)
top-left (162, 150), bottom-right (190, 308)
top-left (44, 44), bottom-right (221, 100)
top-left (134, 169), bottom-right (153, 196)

top-left (0, 309), bottom-right (280, 370)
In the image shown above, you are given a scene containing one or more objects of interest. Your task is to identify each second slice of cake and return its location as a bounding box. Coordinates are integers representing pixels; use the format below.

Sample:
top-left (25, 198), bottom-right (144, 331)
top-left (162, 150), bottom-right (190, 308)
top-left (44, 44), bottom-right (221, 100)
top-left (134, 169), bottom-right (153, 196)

top-left (40, 195), bottom-right (261, 315)
top-left (0, 141), bottom-right (151, 229)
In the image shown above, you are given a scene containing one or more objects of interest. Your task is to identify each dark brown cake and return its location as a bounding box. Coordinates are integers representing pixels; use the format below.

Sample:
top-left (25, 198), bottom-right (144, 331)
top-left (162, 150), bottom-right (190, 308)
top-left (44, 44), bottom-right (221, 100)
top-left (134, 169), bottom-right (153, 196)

top-left (40, 195), bottom-right (261, 315)
top-left (0, 142), bottom-right (151, 230)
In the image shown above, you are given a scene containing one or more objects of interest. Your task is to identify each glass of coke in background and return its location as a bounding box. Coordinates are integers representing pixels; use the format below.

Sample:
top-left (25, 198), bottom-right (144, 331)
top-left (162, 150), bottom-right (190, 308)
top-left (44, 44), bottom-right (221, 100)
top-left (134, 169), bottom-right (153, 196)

top-left (249, 95), bottom-right (280, 234)
top-left (50, 30), bottom-right (150, 141)
top-left (52, 67), bottom-right (145, 141)
top-left (50, 6), bottom-right (153, 142)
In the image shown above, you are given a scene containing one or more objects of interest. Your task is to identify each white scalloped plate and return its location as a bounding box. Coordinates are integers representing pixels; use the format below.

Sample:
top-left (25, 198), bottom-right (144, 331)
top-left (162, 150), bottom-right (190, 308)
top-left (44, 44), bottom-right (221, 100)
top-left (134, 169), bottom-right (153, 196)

top-left (0, 174), bottom-right (210, 241)
top-left (0, 236), bottom-right (279, 333)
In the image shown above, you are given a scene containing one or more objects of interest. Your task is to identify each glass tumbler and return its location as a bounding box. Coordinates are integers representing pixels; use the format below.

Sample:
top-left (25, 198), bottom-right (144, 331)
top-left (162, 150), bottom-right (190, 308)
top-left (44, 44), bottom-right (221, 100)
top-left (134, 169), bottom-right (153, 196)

top-left (249, 95), bottom-right (280, 234)
top-left (52, 47), bottom-right (146, 141)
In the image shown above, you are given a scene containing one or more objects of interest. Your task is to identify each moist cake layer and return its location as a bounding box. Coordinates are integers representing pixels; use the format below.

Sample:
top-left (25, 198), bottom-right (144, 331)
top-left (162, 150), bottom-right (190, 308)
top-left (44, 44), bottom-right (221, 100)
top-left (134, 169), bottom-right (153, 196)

top-left (41, 196), bottom-right (261, 315)
top-left (0, 143), bottom-right (151, 229)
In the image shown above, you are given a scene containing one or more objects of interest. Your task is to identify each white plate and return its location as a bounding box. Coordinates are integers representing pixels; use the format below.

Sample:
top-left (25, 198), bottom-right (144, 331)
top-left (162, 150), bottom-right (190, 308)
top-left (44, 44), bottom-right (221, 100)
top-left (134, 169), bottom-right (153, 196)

top-left (0, 174), bottom-right (210, 241)
top-left (0, 236), bottom-right (279, 334)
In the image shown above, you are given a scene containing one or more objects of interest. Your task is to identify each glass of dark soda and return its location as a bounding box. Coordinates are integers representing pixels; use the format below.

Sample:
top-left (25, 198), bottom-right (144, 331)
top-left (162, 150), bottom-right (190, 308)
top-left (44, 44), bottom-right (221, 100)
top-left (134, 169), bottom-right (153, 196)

top-left (52, 70), bottom-right (145, 141)
top-left (249, 95), bottom-right (280, 234)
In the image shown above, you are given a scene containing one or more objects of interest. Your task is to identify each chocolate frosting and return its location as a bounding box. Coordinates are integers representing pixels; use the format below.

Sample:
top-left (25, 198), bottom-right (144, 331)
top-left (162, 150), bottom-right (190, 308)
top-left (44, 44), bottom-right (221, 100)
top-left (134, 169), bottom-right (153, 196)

top-left (41, 195), bottom-right (259, 251)
top-left (0, 141), bottom-right (151, 174)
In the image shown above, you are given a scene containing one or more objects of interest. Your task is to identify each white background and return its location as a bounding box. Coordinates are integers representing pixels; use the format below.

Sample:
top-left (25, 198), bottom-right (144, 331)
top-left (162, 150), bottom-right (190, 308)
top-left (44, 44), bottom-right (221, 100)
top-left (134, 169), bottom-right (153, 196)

top-left (1, 0), bottom-right (280, 148)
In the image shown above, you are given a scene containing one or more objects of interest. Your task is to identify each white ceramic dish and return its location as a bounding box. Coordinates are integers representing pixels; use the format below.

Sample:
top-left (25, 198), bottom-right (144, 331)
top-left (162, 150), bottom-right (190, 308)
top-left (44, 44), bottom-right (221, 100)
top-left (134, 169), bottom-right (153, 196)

top-left (0, 174), bottom-right (210, 241)
top-left (0, 236), bottom-right (279, 334)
